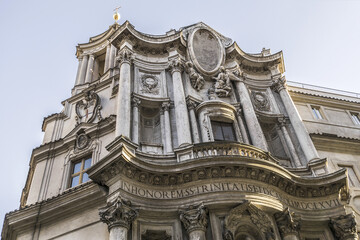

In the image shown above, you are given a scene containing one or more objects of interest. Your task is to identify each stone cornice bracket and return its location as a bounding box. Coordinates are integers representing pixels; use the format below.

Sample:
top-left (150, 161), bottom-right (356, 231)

top-left (274, 207), bottom-right (301, 238)
top-left (99, 196), bottom-right (138, 230)
top-left (271, 75), bottom-right (287, 93)
top-left (116, 48), bottom-right (133, 66)
top-left (329, 213), bottom-right (358, 240)
top-left (168, 58), bottom-right (184, 74)
top-left (179, 203), bottom-right (208, 233)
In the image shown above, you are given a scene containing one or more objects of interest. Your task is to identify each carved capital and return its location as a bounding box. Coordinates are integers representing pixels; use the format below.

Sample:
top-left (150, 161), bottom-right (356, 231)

top-left (186, 98), bottom-right (198, 110)
top-left (179, 203), bottom-right (208, 233)
top-left (161, 102), bottom-right (171, 112)
top-left (274, 208), bottom-right (301, 237)
top-left (329, 213), bottom-right (358, 240)
top-left (116, 48), bottom-right (133, 65)
top-left (132, 97), bottom-right (141, 108)
top-left (99, 197), bottom-right (137, 230)
top-left (271, 75), bottom-right (287, 93)
top-left (168, 58), bottom-right (184, 74)
top-left (277, 117), bottom-right (287, 127)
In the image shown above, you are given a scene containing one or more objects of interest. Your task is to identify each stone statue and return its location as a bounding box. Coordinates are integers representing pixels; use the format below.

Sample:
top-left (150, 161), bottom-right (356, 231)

top-left (212, 66), bottom-right (232, 97)
top-left (185, 61), bottom-right (205, 91)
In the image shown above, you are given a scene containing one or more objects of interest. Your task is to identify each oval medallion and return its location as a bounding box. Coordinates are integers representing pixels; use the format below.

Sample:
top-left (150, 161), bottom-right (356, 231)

top-left (188, 28), bottom-right (224, 75)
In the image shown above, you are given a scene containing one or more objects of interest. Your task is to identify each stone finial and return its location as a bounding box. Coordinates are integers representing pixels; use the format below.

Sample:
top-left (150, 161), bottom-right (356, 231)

top-left (99, 196), bottom-right (137, 230)
top-left (116, 48), bottom-right (133, 65)
top-left (179, 203), bottom-right (208, 233)
top-left (329, 213), bottom-right (358, 240)
top-left (274, 208), bottom-right (301, 238)
top-left (271, 75), bottom-right (287, 93)
top-left (168, 58), bottom-right (184, 74)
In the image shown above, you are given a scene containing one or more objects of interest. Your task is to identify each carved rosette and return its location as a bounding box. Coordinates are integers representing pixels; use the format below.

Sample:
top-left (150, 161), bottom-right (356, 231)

top-left (75, 91), bottom-right (102, 125)
top-left (179, 203), bottom-right (208, 233)
top-left (274, 208), bottom-right (301, 238)
top-left (168, 59), bottom-right (184, 74)
top-left (329, 213), bottom-right (358, 240)
top-left (251, 91), bottom-right (270, 111)
top-left (116, 48), bottom-right (133, 65)
top-left (272, 75), bottom-right (287, 93)
top-left (99, 197), bottom-right (137, 230)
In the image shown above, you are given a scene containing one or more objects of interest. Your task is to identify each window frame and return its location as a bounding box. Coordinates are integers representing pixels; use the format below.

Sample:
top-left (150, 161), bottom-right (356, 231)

top-left (350, 112), bottom-right (360, 125)
top-left (211, 120), bottom-right (237, 141)
top-left (69, 155), bottom-right (92, 188)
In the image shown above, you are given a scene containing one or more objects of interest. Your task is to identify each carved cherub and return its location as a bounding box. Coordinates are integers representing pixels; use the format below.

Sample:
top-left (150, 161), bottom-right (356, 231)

top-left (185, 61), bottom-right (205, 91)
top-left (212, 66), bottom-right (232, 97)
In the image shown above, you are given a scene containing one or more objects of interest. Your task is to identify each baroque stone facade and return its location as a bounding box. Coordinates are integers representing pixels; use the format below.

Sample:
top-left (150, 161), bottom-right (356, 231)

top-left (2, 21), bottom-right (360, 240)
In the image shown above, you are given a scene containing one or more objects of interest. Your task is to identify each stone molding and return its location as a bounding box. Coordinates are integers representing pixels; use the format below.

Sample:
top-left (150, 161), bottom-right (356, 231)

top-left (179, 203), bottom-right (208, 233)
top-left (274, 207), bottom-right (301, 237)
top-left (329, 213), bottom-right (358, 240)
top-left (99, 196), bottom-right (137, 230)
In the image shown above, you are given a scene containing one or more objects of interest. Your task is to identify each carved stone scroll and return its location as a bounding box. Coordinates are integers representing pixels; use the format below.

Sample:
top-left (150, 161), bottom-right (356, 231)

top-left (329, 213), bottom-right (358, 240)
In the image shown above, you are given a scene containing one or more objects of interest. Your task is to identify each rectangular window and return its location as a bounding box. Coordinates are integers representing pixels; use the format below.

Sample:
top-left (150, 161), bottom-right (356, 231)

top-left (340, 165), bottom-right (360, 187)
top-left (70, 157), bottom-right (92, 188)
top-left (351, 112), bottom-right (360, 125)
top-left (311, 106), bottom-right (323, 120)
top-left (211, 121), bottom-right (236, 141)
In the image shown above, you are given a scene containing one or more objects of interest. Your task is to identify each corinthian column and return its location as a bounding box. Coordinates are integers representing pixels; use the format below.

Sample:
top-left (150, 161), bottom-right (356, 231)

top-left (274, 208), bottom-right (301, 240)
top-left (179, 203), bottom-right (208, 240)
top-left (99, 197), bottom-right (137, 240)
top-left (162, 102), bottom-right (173, 153)
top-left (168, 59), bottom-right (192, 147)
top-left (131, 97), bottom-right (141, 144)
top-left (329, 213), bottom-right (358, 240)
top-left (234, 78), bottom-right (268, 151)
top-left (85, 54), bottom-right (95, 83)
top-left (186, 99), bottom-right (200, 144)
top-left (115, 47), bottom-right (133, 138)
top-left (273, 76), bottom-right (319, 162)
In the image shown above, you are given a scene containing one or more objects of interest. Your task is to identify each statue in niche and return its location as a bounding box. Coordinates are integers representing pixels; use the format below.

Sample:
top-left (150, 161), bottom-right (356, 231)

top-left (212, 66), bottom-right (232, 97)
top-left (185, 61), bottom-right (205, 91)
top-left (75, 91), bottom-right (102, 125)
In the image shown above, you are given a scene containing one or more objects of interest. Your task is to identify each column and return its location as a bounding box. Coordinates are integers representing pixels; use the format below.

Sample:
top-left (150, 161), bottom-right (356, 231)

top-left (179, 203), bottom-right (208, 240)
top-left (168, 59), bottom-right (192, 147)
top-left (99, 197), bottom-right (137, 240)
top-left (74, 57), bottom-right (83, 86)
top-left (186, 99), bottom-right (200, 144)
top-left (104, 43), bottom-right (111, 72)
top-left (278, 118), bottom-right (302, 167)
top-left (234, 79), bottom-right (268, 151)
top-left (85, 54), bottom-right (95, 83)
top-left (110, 44), bottom-right (117, 69)
top-left (236, 108), bottom-right (250, 144)
top-left (115, 47), bottom-right (133, 138)
top-left (131, 97), bottom-right (141, 144)
top-left (274, 208), bottom-right (301, 240)
top-left (273, 76), bottom-right (319, 161)
top-left (162, 102), bottom-right (173, 153)
top-left (78, 55), bottom-right (88, 85)
top-left (329, 213), bottom-right (358, 240)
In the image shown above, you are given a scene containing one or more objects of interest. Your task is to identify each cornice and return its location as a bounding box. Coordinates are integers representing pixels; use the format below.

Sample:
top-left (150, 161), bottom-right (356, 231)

top-left (311, 133), bottom-right (360, 154)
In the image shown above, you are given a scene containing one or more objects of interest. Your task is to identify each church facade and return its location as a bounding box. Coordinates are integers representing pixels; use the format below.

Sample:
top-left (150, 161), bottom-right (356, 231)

top-left (2, 21), bottom-right (360, 240)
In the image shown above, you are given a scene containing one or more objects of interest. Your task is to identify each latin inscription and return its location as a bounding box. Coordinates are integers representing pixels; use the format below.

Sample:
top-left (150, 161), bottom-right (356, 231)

top-left (119, 180), bottom-right (341, 211)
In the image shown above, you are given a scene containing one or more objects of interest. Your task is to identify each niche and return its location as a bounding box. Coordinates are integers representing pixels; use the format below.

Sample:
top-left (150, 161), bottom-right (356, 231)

top-left (140, 106), bottom-right (162, 153)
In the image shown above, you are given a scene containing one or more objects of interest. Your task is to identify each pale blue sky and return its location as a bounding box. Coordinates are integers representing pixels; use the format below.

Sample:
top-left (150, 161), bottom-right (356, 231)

top-left (0, 0), bottom-right (359, 226)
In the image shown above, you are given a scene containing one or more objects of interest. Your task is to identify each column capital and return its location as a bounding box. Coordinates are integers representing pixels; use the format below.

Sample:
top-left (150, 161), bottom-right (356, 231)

top-left (274, 208), bottom-right (301, 238)
top-left (277, 117), bottom-right (288, 127)
top-left (186, 98), bottom-right (198, 110)
top-left (168, 58), bottom-right (184, 74)
top-left (161, 102), bottom-right (171, 112)
top-left (131, 97), bottom-right (141, 108)
top-left (271, 75), bottom-right (287, 93)
top-left (116, 48), bottom-right (133, 65)
top-left (329, 213), bottom-right (358, 240)
top-left (179, 203), bottom-right (208, 233)
top-left (99, 197), bottom-right (137, 230)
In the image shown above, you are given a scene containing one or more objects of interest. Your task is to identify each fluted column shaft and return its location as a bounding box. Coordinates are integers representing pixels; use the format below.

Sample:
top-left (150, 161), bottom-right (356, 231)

top-left (115, 48), bottom-right (132, 138)
top-left (132, 97), bottom-right (140, 144)
top-left (274, 77), bottom-right (319, 161)
top-left (78, 55), bottom-right (88, 85)
top-left (235, 80), bottom-right (268, 151)
top-left (187, 100), bottom-right (200, 144)
top-left (85, 54), bottom-right (94, 83)
top-left (168, 59), bottom-right (191, 147)
top-left (162, 102), bottom-right (173, 153)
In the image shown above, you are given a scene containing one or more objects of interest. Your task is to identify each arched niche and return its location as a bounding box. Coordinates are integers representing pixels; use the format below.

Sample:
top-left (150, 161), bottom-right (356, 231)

top-left (196, 100), bottom-right (243, 143)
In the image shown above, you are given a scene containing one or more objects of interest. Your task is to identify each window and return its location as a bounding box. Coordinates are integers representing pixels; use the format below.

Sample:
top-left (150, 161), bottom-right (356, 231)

top-left (350, 112), bottom-right (360, 125)
top-left (311, 106), bottom-right (324, 120)
top-left (70, 157), bottom-right (92, 188)
top-left (340, 165), bottom-right (360, 187)
top-left (211, 121), bottom-right (236, 141)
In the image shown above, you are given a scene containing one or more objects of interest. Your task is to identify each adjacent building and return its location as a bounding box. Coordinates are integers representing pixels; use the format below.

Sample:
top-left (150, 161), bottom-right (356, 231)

top-left (2, 21), bottom-right (360, 240)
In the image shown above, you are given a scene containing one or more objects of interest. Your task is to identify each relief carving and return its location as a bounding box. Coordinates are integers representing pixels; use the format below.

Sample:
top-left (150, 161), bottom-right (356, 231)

top-left (329, 213), bottom-right (358, 240)
top-left (75, 91), bottom-right (102, 125)
top-left (274, 207), bottom-right (301, 238)
top-left (140, 74), bottom-right (159, 95)
top-left (179, 203), bottom-right (208, 233)
top-left (76, 132), bottom-right (90, 150)
top-left (251, 91), bottom-right (270, 111)
top-left (185, 61), bottom-right (205, 91)
top-left (116, 48), bottom-right (133, 65)
top-left (212, 66), bottom-right (232, 97)
top-left (99, 196), bottom-right (137, 230)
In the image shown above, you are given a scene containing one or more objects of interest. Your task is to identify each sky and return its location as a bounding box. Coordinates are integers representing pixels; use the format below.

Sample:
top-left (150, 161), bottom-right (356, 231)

top-left (0, 0), bottom-right (360, 228)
